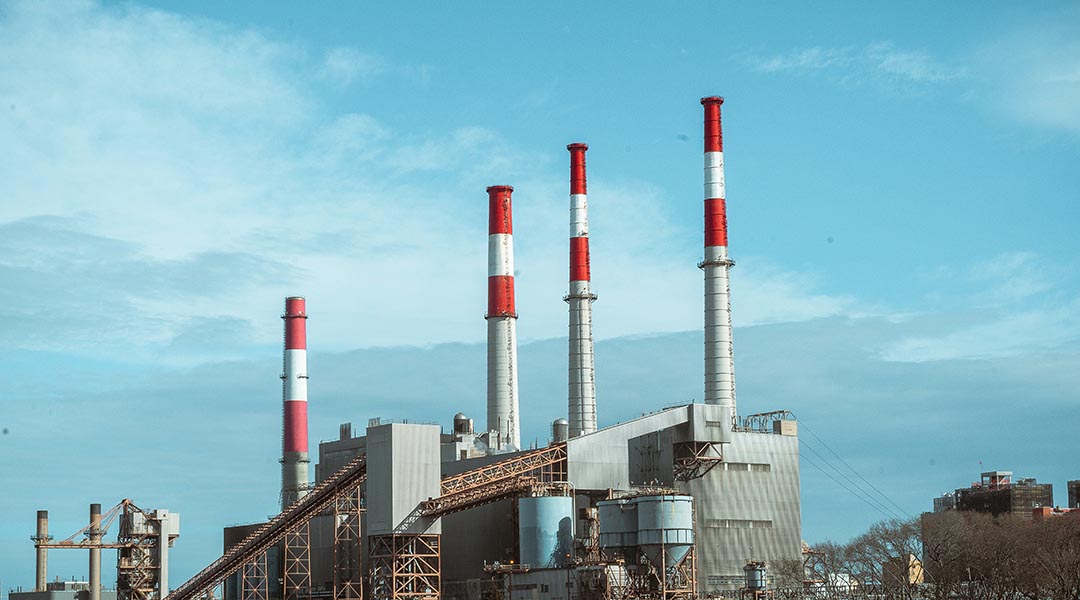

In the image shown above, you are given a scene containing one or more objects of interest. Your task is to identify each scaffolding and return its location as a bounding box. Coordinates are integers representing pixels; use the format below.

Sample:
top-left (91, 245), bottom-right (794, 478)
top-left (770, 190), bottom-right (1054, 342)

top-left (283, 523), bottom-right (311, 600)
top-left (333, 488), bottom-right (364, 600)
top-left (170, 455), bottom-right (368, 600)
top-left (174, 443), bottom-right (571, 600)
top-left (369, 535), bottom-right (440, 600)
top-left (239, 554), bottom-right (269, 600)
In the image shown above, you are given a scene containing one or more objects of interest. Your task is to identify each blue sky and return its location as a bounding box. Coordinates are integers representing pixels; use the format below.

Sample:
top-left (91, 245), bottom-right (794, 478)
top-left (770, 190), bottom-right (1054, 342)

top-left (1, 0), bottom-right (1078, 592)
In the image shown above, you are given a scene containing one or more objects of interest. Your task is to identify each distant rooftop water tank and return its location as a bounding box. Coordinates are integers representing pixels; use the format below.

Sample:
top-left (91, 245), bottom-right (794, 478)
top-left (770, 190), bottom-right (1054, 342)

top-left (552, 418), bottom-right (569, 443)
top-left (453, 413), bottom-right (473, 435)
top-left (744, 562), bottom-right (767, 591)
top-left (518, 496), bottom-right (574, 568)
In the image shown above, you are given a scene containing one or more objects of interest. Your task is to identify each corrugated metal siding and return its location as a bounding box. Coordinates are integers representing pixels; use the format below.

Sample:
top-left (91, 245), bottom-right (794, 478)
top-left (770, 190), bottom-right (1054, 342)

top-left (682, 431), bottom-right (801, 593)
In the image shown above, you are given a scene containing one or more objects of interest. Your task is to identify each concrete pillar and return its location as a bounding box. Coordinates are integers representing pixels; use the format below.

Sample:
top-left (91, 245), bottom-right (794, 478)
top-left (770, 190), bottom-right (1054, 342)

top-left (35, 510), bottom-right (49, 591)
top-left (157, 512), bottom-right (170, 600)
top-left (89, 504), bottom-right (101, 600)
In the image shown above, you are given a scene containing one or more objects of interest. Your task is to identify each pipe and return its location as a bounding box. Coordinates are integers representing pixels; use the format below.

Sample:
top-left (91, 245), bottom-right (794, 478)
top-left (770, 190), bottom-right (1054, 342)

top-left (486, 185), bottom-right (521, 450)
top-left (89, 504), bottom-right (101, 600)
top-left (34, 510), bottom-right (48, 591)
top-left (281, 296), bottom-right (310, 508)
top-left (698, 96), bottom-right (737, 430)
top-left (565, 143), bottom-right (598, 438)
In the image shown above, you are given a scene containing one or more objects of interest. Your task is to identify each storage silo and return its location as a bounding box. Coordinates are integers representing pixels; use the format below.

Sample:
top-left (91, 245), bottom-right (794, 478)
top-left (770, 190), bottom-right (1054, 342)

top-left (597, 498), bottom-right (638, 561)
top-left (635, 495), bottom-right (694, 569)
top-left (518, 496), bottom-right (575, 568)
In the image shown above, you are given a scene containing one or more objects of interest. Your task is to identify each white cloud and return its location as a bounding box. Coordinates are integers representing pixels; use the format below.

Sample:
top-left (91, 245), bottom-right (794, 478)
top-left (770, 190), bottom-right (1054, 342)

top-left (974, 6), bottom-right (1080, 135)
top-left (0, 0), bottom-right (880, 362)
top-left (881, 252), bottom-right (1080, 362)
top-left (317, 47), bottom-right (386, 86)
top-left (745, 41), bottom-right (964, 86)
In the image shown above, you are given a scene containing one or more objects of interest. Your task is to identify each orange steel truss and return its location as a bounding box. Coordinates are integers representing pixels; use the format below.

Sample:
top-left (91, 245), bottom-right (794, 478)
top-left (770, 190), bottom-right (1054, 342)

top-left (283, 522), bottom-right (311, 600)
top-left (239, 553), bottom-right (269, 600)
top-left (369, 534), bottom-right (440, 600)
top-left (438, 443), bottom-right (567, 495)
top-left (169, 455), bottom-right (367, 600)
top-left (172, 442), bottom-right (569, 600)
top-left (333, 487), bottom-right (364, 600)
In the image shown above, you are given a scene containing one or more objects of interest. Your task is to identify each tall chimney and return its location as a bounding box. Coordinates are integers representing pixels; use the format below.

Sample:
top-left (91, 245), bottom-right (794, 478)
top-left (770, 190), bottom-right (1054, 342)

top-left (89, 504), bottom-right (101, 600)
top-left (486, 185), bottom-right (521, 450)
top-left (566, 143), bottom-right (598, 438)
top-left (281, 296), bottom-right (310, 508)
top-left (699, 96), bottom-right (737, 429)
top-left (34, 510), bottom-right (49, 591)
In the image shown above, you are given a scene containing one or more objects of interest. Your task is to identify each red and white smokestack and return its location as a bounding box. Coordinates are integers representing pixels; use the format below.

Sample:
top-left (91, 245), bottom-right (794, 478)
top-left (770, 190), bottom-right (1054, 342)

top-left (486, 185), bottom-right (521, 451)
top-left (699, 96), bottom-right (737, 429)
top-left (566, 143), bottom-right (597, 438)
top-left (281, 296), bottom-right (310, 507)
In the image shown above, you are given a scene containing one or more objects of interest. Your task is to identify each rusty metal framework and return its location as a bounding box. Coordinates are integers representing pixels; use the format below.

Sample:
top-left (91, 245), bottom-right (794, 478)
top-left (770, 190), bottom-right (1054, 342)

top-left (439, 443), bottom-right (567, 495)
top-left (333, 487), bottom-right (364, 600)
top-left (617, 547), bottom-right (696, 600)
top-left (422, 444), bottom-right (569, 519)
top-left (369, 534), bottom-right (440, 600)
top-left (170, 455), bottom-right (368, 600)
top-left (175, 443), bottom-right (568, 600)
top-left (116, 502), bottom-right (163, 600)
top-left (422, 476), bottom-right (538, 518)
top-left (284, 522), bottom-right (311, 600)
top-left (672, 441), bottom-right (724, 481)
top-left (239, 553), bottom-right (269, 600)
top-left (737, 410), bottom-right (795, 433)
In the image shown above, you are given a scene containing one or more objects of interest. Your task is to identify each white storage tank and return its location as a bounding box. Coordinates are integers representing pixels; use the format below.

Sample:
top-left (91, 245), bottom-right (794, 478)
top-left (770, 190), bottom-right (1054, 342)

top-left (518, 496), bottom-right (574, 568)
top-left (635, 495), bottom-right (694, 569)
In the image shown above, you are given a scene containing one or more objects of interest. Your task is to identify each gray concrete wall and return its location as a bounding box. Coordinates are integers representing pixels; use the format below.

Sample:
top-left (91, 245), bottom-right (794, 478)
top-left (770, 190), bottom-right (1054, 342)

top-left (365, 422), bottom-right (442, 535)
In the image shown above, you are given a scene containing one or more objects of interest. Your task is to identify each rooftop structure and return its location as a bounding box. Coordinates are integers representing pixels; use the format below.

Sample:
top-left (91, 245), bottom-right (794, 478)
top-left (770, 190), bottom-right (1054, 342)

top-left (932, 470), bottom-right (1053, 520)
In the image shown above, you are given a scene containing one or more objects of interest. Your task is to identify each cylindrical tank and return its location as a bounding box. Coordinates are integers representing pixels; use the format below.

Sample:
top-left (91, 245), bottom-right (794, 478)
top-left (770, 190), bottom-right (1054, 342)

top-left (744, 562), bottom-right (767, 591)
top-left (453, 413), bottom-right (473, 435)
top-left (635, 495), bottom-right (694, 569)
top-left (597, 499), bottom-right (638, 551)
top-left (519, 496), bottom-right (575, 568)
top-left (552, 418), bottom-right (569, 443)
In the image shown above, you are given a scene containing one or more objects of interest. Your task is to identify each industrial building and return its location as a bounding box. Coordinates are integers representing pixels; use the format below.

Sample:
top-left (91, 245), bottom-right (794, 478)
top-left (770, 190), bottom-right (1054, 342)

top-left (20, 502), bottom-right (179, 600)
top-left (930, 471), bottom-right (1053, 520)
top-left (171, 96), bottom-right (804, 600)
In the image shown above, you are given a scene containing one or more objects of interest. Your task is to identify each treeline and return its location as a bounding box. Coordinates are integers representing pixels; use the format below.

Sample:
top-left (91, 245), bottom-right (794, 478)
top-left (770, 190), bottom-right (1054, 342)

top-left (768, 511), bottom-right (1080, 600)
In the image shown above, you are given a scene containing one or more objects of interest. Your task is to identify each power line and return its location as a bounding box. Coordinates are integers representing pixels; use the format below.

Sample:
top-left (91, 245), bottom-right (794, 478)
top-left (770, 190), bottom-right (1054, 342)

top-left (794, 415), bottom-right (913, 519)
top-left (799, 448), bottom-right (900, 521)
top-left (799, 440), bottom-right (905, 521)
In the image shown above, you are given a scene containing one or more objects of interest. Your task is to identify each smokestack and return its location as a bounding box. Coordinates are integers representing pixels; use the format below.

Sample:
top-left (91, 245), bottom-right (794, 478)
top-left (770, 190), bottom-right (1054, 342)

top-left (699, 96), bottom-right (737, 430)
top-left (281, 296), bottom-right (310, 508)
top-left (89, 504), bottom-right (101, 600)
top-left (566, 143), bottom-right (598, 438)
top-left (486, 185), bottom-right (521, 450)
top-left (34, 510), bottom-right (48, 591)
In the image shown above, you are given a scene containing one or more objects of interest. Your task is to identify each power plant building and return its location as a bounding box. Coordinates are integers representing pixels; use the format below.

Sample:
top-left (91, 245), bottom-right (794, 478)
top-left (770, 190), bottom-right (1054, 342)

top-left (183, 96), bottom-right (805, 600)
